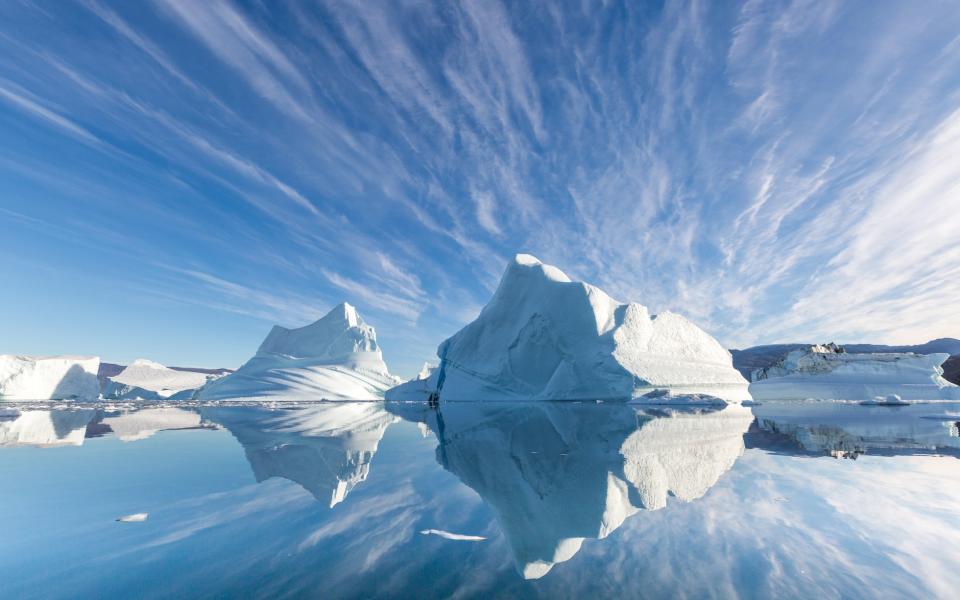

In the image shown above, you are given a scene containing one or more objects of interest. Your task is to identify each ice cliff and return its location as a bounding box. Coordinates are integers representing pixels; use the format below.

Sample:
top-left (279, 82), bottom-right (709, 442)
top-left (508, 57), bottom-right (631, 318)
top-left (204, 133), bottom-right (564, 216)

top-left (102, 359), bottom-right (214, 400)
top-left (386, 401), bottom-right (752, 578)
top-left (197, 303), bottom-right (399, 400)
top-left (386, 254), bottom-right (749, 402)
top-left (203, 404), bottom-right (398, 507)
top-left (748, 344), bottom-right (960, 401)
top-left (0, 355), bottom-right (100, 401)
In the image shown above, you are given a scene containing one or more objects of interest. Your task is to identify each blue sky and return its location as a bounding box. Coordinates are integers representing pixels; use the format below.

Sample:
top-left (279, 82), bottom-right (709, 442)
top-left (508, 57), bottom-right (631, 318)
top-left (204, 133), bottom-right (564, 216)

top-left (1, 0), bottom-right (958, 377)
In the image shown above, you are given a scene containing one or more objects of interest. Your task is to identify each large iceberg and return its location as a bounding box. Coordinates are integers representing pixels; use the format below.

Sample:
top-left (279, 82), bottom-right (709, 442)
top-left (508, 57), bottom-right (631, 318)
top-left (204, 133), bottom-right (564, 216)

top-left (102, 359), bottom-right (214, 400)
top-left (387, 254), bottom-right (749, 402)
top-left (203, 404), bottom-right (398, 507)
top-left (197, 303), bottom-right (399, 401)
top-left (0, 355), bottom-right (100, 401)
top-left (748, 344), bottom-right (960, 401)
top-left (387, 401), bottom-right (752, 578)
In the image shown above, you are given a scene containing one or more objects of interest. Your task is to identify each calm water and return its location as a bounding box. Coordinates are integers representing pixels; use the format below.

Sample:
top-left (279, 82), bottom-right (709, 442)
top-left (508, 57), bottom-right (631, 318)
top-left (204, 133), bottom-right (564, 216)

top-left (1, 400), bottom-right (958, 599)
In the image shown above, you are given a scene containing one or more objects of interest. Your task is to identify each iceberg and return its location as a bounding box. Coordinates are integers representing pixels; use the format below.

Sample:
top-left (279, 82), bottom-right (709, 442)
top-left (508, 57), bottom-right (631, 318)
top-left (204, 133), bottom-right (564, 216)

top-left (197, 303), bottom-right (399, 400)
top-left (387, 401), bottom-right (752, 578)
top-left (748, 344), bottom-right (960, 401)
top-left (203, 403), bottom-right (398, 507)
top-left (0, 409), bottom-right (96, 447)
top-left (387, 254), bottom-right (749, 402)
top-left (102, 359), bottom-right (214, 400)
top-left (0, 355), bottom-right (100, 401)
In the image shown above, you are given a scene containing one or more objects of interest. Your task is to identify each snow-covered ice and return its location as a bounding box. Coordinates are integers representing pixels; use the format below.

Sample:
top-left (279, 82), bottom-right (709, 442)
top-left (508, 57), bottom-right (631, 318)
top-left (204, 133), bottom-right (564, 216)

top-left (0, 355), bottom-right (100, 400)
top-left (102, 359), bottom-right (214, 400)
top-left (388, 401), bottom-right (752, 578)
top-left (749, 345), bottom-right (960, 401)
top-left (197, 303), bottom-right (399, 401)
top-left (387, 254), bottom-right (749, 402)
top-left (203, 403), bottom-right (398, 507)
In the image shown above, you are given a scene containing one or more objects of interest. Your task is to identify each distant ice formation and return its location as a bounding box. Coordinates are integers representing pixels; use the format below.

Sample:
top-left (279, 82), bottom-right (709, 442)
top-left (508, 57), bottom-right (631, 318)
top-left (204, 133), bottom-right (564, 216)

top-left (203, 403), bottom-right (398, 507)
top-left (102, 359), bottom-right (214, 400)
top-left (388, 401), bottom-right (752, 578)
top-left (197, 303), bottom-right (399, 400)
top-left (749, 344), bottom-right (960, 401)
top-left (0, 355), bottom-right (100, 400)
top-left (386, 255), bottom-right (749, 402)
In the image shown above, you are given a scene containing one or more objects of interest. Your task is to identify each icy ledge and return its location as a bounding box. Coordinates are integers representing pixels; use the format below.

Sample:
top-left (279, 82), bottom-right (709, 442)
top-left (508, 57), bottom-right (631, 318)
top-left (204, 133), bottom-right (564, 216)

top-left (387, 254), bottom-right (749, 402)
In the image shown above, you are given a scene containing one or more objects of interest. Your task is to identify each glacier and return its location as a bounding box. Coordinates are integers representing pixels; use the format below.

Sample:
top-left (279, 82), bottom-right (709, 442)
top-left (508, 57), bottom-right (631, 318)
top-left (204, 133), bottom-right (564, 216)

top-left (102, 359), bottom-right (215, 400)
top-left (203, 403), bottom-right (398, 507)
top-left (197, 303), bottom-right (399, 401)
top-left (0, 355), bottom-right (100, 401)
top-left (748, 344), bottom-right (960, 401)
top-left (386, 254), bottom-right (749, 402)
top-left (387, 401), bottom-right (753, 578)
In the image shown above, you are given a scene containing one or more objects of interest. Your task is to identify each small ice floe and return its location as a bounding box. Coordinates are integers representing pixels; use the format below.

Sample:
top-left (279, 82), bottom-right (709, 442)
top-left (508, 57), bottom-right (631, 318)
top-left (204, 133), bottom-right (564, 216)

top-left (419, 529), bottom-right (486, 541)
top-left (860, 394), bottom-right (910, 406)
top-left (116, 513), bottom-right (149, 523)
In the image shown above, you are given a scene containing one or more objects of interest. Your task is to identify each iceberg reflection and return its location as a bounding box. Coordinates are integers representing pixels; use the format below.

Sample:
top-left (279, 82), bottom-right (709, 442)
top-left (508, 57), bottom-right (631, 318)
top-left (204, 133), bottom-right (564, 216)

top-left (388, 401), bottom-right (753, 578)
top-left (203, 403), bottom-right (398, 507)
top-left (748, 402), bottom-right (960, 459)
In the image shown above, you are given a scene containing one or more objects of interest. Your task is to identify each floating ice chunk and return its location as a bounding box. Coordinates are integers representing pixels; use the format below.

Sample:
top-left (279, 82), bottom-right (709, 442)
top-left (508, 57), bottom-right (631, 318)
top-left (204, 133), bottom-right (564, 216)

top-left (0, 355), bottom-right (100, 400)
top-left (386, 255), bottom-right (749, 402)
top-left (116, 513), bottom-right (148, 523)
top-left (197, 303), bottom-right (399, 401)
top-left (749, 346), bottom-right (960, 401)
top-left (419, 529), bottom-right (486, 541)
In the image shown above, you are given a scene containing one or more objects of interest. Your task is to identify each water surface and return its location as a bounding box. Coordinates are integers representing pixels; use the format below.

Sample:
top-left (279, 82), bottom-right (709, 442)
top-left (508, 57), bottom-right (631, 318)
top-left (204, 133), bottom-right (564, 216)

top-left (1, 400), bottom-right (958, 598)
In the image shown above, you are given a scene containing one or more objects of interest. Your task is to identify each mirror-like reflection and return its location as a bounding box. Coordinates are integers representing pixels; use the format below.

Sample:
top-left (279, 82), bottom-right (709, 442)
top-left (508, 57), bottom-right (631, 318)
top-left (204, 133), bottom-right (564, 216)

top-left (203, 404), bottom-right (398, 507)
top-left (387, 402), bottom-right (753, 578)
top-left (747, 402), bottom-right (960, 458)
top-left (2, 400), bottom-right (960, 598)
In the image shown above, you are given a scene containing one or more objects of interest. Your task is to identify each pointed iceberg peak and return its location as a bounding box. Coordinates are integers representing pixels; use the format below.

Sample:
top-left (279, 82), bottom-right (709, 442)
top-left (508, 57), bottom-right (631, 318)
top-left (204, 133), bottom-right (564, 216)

top-left (328, 301), bottom-right (359, 327)
top-left (257, 302), bottom-right (380, 361)
top-left (507, 253), bottom-right (572, 284)
top-left (198, 301), bottom-right (397, 400)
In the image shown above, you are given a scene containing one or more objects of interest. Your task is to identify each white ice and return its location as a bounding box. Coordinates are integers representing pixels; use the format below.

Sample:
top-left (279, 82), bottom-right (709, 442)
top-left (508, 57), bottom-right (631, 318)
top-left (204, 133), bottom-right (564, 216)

top-left (749, 346), bottom-right (960, 401)
top-left (0, 355), bottom-right (100, 401)
top-left (102, 359), bottom-right (214, 400)
top-left (387, 254), bottom-right (749, 402)
top-left (197, 303), bottom-right (399, 401)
